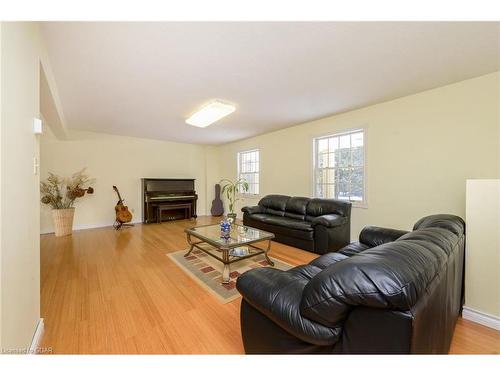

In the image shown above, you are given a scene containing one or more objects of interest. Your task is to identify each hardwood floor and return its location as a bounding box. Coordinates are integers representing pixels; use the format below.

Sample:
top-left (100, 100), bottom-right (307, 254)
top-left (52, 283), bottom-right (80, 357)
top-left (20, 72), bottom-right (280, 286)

top-left (40, 216), bottom-right (500, 354)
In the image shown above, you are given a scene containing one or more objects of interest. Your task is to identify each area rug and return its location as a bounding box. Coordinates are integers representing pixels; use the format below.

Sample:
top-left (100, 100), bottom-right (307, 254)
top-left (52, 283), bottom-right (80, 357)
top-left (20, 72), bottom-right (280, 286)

top-left (167, 246), bottom-right (293, 303)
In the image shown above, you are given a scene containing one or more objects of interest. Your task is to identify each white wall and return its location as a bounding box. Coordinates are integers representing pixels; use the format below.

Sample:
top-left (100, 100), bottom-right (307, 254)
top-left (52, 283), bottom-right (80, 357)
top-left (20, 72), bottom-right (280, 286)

top-left (0, 22), bottom-right (42, 350)
top-left (40, 129), bottom-right (209, 233)
top-left (211, 72), bottom-right (500, 239)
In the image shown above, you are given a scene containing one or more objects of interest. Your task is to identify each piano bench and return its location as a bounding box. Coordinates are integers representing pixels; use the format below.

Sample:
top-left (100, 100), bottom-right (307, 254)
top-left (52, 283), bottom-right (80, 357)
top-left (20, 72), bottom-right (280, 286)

top-left (157, 203), bottom-right (192, 223)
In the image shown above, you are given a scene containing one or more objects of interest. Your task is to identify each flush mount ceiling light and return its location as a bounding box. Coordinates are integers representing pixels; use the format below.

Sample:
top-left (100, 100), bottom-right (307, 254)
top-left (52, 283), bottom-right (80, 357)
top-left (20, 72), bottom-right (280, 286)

top-left (185, 100), bottom-right (236, 128)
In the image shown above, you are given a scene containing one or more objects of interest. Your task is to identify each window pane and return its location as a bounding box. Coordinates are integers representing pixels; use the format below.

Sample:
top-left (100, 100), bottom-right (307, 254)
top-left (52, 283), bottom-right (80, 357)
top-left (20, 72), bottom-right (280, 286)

top-left (350, 167), bottom-right (364, 201)
top-left (337, 181), bottom-right (350, 200)
top-left (318, 151), bottom-right (328, 168)
top-left (318, 138), bottom-right (328, 153)
top-left (326, 184), bottom-right (335, 199)
top-left (328, 152), bottom-right (337, 168)
top-left (339, 135), bottom-right (350, 149)
top-left (314, 130), bottom-right (365, 203)
top-left (320, 169), bottom-right (328, 185)
top-left (351, 145), bottom-right (364, 167)
top-left (338, 167), bottom-right (350, 186)
top-left (338, 148), bottom-right (350, 167)
top-left (325, 168), bottom-right (335, 185)
top-left (238, 150), bottom-right (260, 194)
top-left (351, 132), bottom-right (363, 147)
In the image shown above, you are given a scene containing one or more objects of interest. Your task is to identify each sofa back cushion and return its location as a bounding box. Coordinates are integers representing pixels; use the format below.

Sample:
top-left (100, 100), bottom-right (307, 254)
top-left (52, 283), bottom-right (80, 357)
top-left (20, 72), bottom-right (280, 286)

top-left (413, 214), bottom-right (465, 236)
top-left (258, 194), bottom-right (290, 216)
top-left (299, 214), bottom-right (465, 328)
top-left (305, 198), bottom-right (351, 221)
top-left (359, 226), bottom-right (409, 247)
top-left (284, 197), bottom-right (310, 220)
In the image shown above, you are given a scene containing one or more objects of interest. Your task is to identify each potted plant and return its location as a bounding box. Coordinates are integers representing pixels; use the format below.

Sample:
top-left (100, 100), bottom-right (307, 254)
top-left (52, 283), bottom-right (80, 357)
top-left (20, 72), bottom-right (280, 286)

top-left (40, 168), bottom-right (95, 236)
top-left (220, 178), bottom-right (249, 222)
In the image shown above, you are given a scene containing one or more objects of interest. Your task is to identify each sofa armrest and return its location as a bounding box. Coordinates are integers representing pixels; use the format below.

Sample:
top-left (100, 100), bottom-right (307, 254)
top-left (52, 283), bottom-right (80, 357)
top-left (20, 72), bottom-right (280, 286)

top-left (311, 214), bottom-right (347, 228)
top-left (241, 205), bottom-right (263, 215)
top-left (359, 226), bottom-right (408, 247)
top-left (236, 268), bottom-right (341, 346)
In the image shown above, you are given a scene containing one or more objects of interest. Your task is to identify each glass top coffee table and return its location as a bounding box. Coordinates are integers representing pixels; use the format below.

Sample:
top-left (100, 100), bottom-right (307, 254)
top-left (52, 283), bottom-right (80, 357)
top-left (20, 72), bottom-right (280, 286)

top-left (184, 223), bottom-right (275, 284)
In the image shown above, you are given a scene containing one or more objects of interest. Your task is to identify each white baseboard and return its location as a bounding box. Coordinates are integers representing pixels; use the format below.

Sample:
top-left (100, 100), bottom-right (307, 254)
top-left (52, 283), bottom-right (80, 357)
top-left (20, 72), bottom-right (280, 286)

top-left (462, 306), bottom-right (500, 331)
top-left (28, 319), bottom-right (44, 354)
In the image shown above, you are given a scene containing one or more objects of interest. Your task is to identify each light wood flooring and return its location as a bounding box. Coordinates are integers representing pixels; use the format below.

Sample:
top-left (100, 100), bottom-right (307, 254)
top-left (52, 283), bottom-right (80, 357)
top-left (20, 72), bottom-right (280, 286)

top-left (40, 216), bottom-right (500, 354)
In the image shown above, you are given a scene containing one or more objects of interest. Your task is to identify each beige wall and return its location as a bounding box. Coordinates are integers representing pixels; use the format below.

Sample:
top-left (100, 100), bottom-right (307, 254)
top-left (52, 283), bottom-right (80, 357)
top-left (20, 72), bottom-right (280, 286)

top-left (38, 68), bottom-right (499, 321)
top-left (465, 180), bottom-right (500, 318)
top-left (40, 129), bottom-right (209, 233)
top-left (0, 22), bottom-right (42, 350)
top-left (211, 72), bottom-right (500, 241)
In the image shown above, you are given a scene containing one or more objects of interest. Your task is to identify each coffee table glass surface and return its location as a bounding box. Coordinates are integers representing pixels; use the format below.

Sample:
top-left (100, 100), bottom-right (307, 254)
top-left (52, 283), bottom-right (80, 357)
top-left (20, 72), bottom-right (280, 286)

top-left (186, 223), bottom-right (273, 247)
top-left (184, 223), bottom-right (275, 284)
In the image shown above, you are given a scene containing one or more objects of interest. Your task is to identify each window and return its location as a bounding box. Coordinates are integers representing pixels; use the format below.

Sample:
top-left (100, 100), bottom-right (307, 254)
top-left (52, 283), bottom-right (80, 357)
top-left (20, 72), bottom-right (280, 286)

top-left (313, 129), bottom-right (365, 205)
top-left (238, 149), bottom-right (260, 195)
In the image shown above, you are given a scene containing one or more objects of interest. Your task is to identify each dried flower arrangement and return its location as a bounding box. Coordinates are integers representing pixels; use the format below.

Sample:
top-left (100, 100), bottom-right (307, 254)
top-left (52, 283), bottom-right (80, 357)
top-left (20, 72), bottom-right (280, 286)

top-left (40, 168), bottom-right (95, 209)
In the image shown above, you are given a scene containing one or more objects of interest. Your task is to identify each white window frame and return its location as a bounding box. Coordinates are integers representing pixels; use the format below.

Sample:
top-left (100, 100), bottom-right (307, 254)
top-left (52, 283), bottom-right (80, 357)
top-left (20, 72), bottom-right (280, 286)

top-left (312, 128), bottom-right (367, 208)
top-left (237, 149), bottom-right (260, 196)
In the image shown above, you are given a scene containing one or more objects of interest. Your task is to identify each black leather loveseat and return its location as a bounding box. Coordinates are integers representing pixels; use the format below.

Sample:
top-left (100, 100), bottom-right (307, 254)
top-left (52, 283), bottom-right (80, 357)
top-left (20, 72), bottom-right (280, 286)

top-left (236, 214), bottom-right (465, 354)
top-left (242, 195), bottom-right (351, 254)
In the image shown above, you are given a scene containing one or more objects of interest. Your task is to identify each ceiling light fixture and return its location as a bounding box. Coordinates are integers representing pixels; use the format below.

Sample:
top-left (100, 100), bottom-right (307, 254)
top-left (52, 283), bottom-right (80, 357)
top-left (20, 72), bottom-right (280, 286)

top-left (185, 100), bottom-right (236, 128)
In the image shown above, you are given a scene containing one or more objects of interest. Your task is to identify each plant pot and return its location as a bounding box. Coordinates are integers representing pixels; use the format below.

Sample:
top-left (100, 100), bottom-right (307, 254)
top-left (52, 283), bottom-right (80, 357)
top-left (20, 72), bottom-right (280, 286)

top-left (226, 212), bottom-right (237, 223)
top-left (52, 208), bottom-right (75, 237)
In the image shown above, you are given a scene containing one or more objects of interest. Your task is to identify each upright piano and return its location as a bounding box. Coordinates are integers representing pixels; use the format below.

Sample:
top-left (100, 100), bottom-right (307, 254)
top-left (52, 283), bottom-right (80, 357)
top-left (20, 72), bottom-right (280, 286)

top-left (141, 178), bottom-right (198, 223)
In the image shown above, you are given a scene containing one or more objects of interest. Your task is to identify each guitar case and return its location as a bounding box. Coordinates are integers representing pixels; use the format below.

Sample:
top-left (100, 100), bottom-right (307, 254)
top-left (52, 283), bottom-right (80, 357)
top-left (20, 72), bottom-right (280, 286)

top-left (210, 184), bottom-right (224, 216)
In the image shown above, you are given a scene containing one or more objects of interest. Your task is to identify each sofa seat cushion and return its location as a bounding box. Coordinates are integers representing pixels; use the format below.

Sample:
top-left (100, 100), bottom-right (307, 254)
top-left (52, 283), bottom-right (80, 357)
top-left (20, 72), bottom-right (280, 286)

top-left (266, 216), bottom-right (313, 232)
top-left (246, 214), bottom-right (314, 241)
top-left (250, 214), bottom-right (312, 231)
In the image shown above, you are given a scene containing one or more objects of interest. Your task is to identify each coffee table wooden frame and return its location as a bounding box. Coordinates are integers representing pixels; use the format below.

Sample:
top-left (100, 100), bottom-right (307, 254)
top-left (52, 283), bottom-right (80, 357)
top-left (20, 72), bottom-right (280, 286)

top-left (184, 224), bottom-right (275, 284)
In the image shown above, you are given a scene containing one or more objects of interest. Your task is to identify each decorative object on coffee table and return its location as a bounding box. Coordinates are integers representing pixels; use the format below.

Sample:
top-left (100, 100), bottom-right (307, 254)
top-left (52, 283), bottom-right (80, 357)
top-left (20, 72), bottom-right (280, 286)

top-left (220, 218), bottom-right (231, 239)
top-left (220, 178), bottom-right (248, 223)
top-left (210, 183), bottom-right (224, 216)
top-left (40, 168), bottom-right (95, 237)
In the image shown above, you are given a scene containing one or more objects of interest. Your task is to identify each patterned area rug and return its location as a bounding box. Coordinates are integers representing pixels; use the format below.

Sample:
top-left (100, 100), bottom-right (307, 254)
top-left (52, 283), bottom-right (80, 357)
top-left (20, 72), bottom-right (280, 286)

top-left (167, 246), bottom-right (293, 303)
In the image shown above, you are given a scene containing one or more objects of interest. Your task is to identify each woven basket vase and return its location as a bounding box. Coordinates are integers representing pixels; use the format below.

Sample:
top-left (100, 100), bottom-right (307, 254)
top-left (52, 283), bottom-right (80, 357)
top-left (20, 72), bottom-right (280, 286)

top-left (52, 208), bottom-right (75, 237)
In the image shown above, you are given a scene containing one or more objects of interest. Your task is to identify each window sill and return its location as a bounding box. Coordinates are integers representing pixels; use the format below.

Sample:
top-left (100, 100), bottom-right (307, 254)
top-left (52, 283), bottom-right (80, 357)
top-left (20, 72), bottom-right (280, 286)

top-left (352, 203), bottom-right (368, 209)
top-left (238, 194), bottom-right (261, 199)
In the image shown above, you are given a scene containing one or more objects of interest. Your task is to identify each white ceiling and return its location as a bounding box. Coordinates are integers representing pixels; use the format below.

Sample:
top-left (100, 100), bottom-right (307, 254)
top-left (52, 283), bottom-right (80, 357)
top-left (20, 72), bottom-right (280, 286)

top-left (41, 22), bottom-right (500, 145)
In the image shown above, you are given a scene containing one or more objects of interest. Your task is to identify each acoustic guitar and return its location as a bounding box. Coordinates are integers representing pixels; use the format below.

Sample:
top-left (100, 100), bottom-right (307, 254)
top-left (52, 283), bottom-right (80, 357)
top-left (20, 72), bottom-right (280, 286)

top-left (113, 186), bottom-right (133, 227)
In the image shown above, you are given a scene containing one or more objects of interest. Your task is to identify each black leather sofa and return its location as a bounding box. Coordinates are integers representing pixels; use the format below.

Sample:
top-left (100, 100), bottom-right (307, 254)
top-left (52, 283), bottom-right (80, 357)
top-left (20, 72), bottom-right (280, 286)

top-left (242, 195), bottom-right (351, 254)
top-left (236, 214), bottom-right (465, 354)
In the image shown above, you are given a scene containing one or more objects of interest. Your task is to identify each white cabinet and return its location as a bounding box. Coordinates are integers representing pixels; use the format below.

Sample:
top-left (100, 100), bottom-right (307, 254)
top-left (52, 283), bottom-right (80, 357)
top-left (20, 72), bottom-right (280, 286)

top-left (464, 179), bottom-right (500, 330)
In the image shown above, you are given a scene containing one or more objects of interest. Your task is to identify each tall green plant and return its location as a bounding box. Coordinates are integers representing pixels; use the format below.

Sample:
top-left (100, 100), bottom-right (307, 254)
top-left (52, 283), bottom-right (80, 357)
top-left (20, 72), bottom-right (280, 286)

top-left (220, 178), bottom-right (249, 214)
